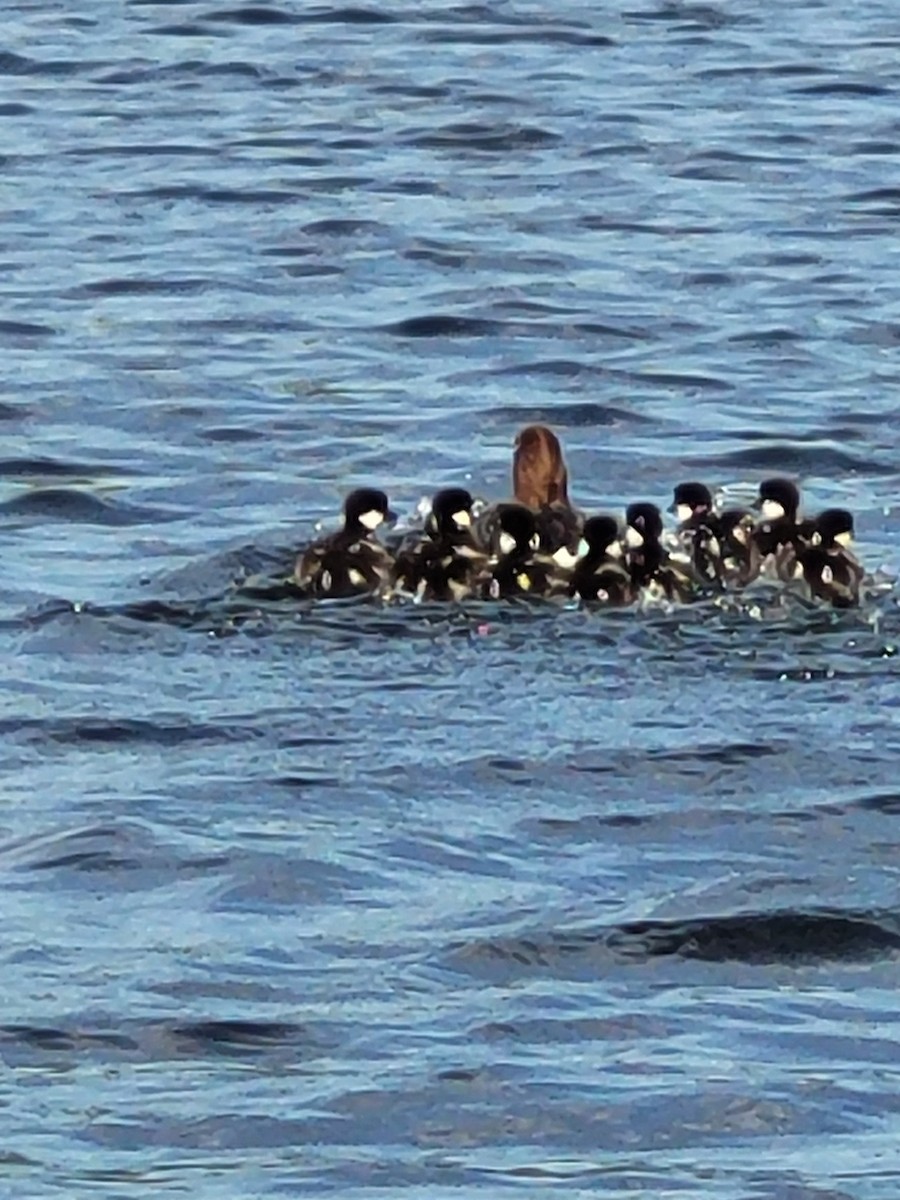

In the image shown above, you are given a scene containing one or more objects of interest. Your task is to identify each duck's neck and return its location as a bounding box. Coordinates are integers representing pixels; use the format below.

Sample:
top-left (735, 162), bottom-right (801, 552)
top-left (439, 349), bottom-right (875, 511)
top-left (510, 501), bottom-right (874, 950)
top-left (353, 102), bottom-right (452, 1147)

top-left (582, 544), bottom-right (610, 568)
top-left (345, 518), bottom-right (376, 539)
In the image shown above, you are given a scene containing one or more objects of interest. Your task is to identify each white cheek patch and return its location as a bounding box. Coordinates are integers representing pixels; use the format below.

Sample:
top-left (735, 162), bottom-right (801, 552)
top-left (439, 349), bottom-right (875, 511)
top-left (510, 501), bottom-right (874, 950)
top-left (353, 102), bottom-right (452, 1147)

top-left (625, 526), bottom-right (644, 549)
top-left (675, 504), bottom-right (693, 523)
top-left (359, 509), bottom-right (384, 531)
top-left (529, 533), bottom-right (540, 551)
top-left (822, 564), bottom-right (834, 585)
top-left (835, 530), bottom-right (853, 548)
top-left (761, 499), bottom-right (785, 521)
top-left (607, 540), bottom-right (623, 559)
top-left (348, 568), bottom-right (366, 587)
top-left (552, 545), bottom-right (579, 569)
top-left (499, 531), bottom-right (517, 556)
top-left (452, 510), bottom-right (472, 529)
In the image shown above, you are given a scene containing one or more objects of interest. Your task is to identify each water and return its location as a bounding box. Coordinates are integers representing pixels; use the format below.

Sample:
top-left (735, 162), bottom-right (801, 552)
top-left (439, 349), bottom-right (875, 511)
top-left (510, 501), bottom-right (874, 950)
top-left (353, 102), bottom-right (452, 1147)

top-left (3, 1), bottom-right (900, 1195)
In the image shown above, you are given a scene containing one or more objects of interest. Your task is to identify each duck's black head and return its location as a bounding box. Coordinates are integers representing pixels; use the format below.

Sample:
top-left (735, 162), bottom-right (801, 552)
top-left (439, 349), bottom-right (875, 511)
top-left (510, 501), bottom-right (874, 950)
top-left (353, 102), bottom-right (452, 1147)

top-left (815, 507), bottom-right (854, 548)
top-left (427, 487), bottom-right (475, 539)
top-left (670, 481), bottom-right (713, 521)
top-left (343, 487), bottom-right (396, 533)
top-left (753, 478), bottom-right (801, 522)
top-left (625, 502), bottom-right (663, 547)
top-left (498, 503), bottom-right (539, 556)
top-left (582, 514), bottom-right (621, 556)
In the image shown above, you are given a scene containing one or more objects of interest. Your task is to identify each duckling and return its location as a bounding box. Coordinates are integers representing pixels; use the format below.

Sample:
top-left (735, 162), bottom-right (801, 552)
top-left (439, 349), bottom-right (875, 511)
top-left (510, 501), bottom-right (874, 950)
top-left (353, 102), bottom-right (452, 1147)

top-left (475, 424), bottom-right (582, 558)
top-left (794, 507), bottom-right (863, 607)
top-left (392, 487), bottom-right (488, 602)
top-left (751, 478), bottom-right (817, 579)
top-left (625, 501), bottom-right (698, 603)
top-left (569, 515), bottom-right (633, 605)
top-left (294, 487), bottom-right (396, 599)
top-left (669, 480), bottom-right (724, 587)
top-left (483, 503), bottom-right (561, 600)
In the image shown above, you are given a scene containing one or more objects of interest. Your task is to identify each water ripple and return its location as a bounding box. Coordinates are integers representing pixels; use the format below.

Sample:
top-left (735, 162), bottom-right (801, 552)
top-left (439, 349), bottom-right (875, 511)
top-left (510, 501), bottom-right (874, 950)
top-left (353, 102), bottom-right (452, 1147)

top-left (3, 0), bottom-right (900, 1193)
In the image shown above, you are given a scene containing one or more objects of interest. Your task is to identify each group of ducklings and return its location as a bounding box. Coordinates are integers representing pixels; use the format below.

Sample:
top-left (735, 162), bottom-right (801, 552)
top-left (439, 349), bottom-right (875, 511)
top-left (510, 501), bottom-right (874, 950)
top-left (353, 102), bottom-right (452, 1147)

top-left (293, 425), bottom-right (865, 609)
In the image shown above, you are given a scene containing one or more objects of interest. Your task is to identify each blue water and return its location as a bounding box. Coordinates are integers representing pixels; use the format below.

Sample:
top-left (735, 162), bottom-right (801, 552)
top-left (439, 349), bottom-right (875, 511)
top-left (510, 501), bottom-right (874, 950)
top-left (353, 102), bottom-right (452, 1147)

top-left (3, 2), bottom-right (900, 1196)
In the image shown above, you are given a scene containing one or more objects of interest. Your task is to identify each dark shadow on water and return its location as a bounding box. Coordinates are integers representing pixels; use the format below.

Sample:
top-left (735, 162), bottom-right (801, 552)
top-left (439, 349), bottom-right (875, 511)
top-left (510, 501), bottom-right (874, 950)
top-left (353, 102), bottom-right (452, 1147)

top-left (445, 907), bottom-right (900, 979)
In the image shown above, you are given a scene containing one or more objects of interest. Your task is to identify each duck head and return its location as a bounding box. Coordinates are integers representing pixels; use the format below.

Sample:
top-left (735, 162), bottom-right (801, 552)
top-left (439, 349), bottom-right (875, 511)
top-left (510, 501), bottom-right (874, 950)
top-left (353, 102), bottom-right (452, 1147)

top-left (582, 514), bottom-right (621, 558)
top-left (343, 487), bottom-right (396, 534)
top-left (814, 507), bottom-right (854, 549)
top-left (669, 481), bottom-right (713, 523)
top-left (426, 487), bottom-right (475, 539)
top-left (497, 503), bottom-right (540, 557)
top-left (512, 424), bottom-right (570, 509)
top-left (752, 478), bottom-right (800, 523)
top-left (624, 502), bottom-right (663, 549)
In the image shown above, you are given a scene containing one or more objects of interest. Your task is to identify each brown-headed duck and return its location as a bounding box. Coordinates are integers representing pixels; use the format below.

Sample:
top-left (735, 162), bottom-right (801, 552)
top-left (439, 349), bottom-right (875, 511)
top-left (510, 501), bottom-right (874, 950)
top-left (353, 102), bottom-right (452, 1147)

top-left (476, 424), bottom-right (582, 559)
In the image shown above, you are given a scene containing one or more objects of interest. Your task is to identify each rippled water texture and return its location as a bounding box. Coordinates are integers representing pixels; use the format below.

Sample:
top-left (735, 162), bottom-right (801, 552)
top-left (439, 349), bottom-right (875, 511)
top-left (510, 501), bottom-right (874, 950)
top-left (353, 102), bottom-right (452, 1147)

top-left (3, 1), bottom-right (900, 1196)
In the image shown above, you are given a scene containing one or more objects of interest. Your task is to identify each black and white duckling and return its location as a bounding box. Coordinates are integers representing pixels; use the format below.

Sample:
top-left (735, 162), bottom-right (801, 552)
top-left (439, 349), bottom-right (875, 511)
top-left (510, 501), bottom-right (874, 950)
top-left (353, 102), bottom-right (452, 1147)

top-left (669, 480), bottom-right (724, 587)
top-left (483, 503), bottom-right (561, 600)
top-left (392, 487), bottom-right (488, 602)
top-left (625, 502), bottom-right (698, 603)
top-left (569, 515), bottom-right (633, 605)
top-left (294, 487), bottom-right (396, 599)
top-left (751, 478), bottom-right (816, 579)
top-left (794, 508), bottom-right (863, 607)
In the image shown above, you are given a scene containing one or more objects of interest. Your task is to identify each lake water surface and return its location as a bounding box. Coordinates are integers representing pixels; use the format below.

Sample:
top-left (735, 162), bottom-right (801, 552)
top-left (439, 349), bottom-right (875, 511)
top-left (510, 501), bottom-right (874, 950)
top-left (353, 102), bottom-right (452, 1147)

top-left (3, 2), bottom-right (900, 1196)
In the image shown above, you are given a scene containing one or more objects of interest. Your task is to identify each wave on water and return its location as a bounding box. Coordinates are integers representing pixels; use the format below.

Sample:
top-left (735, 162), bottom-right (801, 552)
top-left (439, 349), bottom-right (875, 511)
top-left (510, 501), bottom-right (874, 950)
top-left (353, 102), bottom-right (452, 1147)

top-left (446, 907), bottom-right (900, 978)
